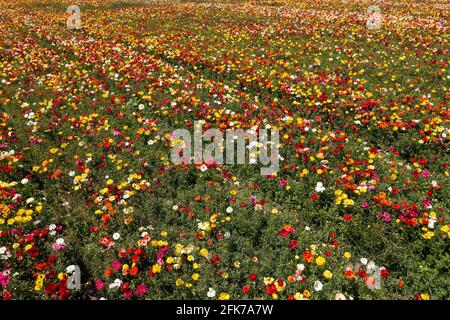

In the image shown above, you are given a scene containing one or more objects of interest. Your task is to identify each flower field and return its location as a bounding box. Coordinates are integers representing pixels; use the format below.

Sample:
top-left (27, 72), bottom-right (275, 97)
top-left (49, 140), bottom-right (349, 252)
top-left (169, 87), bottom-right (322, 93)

top-left (0, 0), bottom-right (449, 300)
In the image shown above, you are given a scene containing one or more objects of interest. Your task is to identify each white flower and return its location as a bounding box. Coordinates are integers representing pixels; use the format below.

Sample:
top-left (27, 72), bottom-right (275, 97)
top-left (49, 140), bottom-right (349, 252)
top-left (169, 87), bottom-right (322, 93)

top-left (304, 226), bottom-right (311, 231)
top-left (226, 207), bottom-right (233, 213)
top-left (26, 197), bottom-right (35, 204)
top-left (428, 216), bottom-right (437, 229)
top-left (207, 287), bottom-right (216, 298)
top-left (172, 205), bottom-right (179, 211)
top-left (315, 182), bottom-right (325, 193)
top-left (367, 261), bottom-right (377, 272)
top-left (109, 278), bottom-right (122, 289)
top-left (0, 247), bottom-right (6, 254)
top-left (360, 258), bottom-right (368, 265)
top-left (224, 231), bottom-right (231, 239)
top-left (113, 233), bottom-right (120, 240)
top-left (21, 178), bottom-right (29, 184)
top-left (314, 280), bottom-right (323, 291)
top-left (138, 104), bottom-right (145, 110)
top-left (335, 292), bottom-right (346, 300)
top-left (69, 171), bottom-right (75, 177)
top-left (56, 238), bottom-right (65, 245)
top-left (296, 264), bottom-right (305, 271)
top-left (49, 224), bottom-right (56, 231)
top-left (197, 221), bottom-right (210, 230)
top-left (200, 164), bottom-right (208, 172)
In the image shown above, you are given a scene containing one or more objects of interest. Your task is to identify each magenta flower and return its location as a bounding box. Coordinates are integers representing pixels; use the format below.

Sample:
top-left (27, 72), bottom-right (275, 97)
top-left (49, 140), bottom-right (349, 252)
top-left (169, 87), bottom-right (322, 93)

top-left (136, 284), bottom-right (148, 297)
top-left (96, 280), bottom-right (105, 290)
top-left (112, 260), bottom-right (122, 271)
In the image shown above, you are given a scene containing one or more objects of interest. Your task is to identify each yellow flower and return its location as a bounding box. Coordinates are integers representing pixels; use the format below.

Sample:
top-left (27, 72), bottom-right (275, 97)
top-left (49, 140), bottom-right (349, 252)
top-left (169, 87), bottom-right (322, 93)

top-left (175, 279), bottom-right (184, 286)
top-left (166, 257), bottom-right (174, 264)
top-left (344, 252), bottom-right (352, 259)
top-left (315, 256), bottom-right (326, 266)
top-left (160, 231), bottom-right (168, 237)
top-left (191, 273), bottom-right (200, 281)
top-left (420, 293), bottom-right (430, 300)
top-left (323, 270), bottom-right (333, 279)
top-left (263, 277), bottom-right (274, 285)
top-left (218, 292), bottom-right (230, 300)
top-left (24, 244), bottom-right (33, 251)
top-left (199, 248), bottom-right (209, 257)
top-left (294, 292), bottom-right (305, 300)
top-left (152, 264), bottom-right (161, 273)
top-left (343, 198), bottom-right (354, 206)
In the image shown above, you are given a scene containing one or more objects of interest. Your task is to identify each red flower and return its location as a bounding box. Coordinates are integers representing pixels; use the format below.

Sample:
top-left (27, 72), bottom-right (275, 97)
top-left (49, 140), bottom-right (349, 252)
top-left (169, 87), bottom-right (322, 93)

top-left (310, 193), bottom-right (319, 201)
top-left (242, 285), bottom-right (250, 294)
top-left (357, 269), bottom-right (367, 278)
top-left (303, 251), bottom-right (314, 263)
top-left (380, 268), bottom-right (389, 278)
top-left (45, 283), bottom-right (57, 295)
top-left (210, 255), bottom-right (221, 266)
top-left (279, 224), bottom-right (296, 238)
top-left (249, 273), bottom-right (257, 282)
top-left (343, 213), bottom-right (352, 222)
top-left (345, 269), bottom-right (355, 280)
top-left (288, 239), bottom-right (298, 250)
top-left (2, 291), bottom-right (12, 300)
top-left (265, 283), bottom-right (276, 295)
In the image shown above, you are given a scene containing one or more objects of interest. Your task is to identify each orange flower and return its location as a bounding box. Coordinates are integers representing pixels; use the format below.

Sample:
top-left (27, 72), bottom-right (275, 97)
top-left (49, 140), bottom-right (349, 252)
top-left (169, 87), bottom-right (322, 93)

top-left (104, 268), bottom-right (113, 277)
top-left (130, 266), bottom-right (139, 276)
top-left (345, 269), bottom-right (355, 280)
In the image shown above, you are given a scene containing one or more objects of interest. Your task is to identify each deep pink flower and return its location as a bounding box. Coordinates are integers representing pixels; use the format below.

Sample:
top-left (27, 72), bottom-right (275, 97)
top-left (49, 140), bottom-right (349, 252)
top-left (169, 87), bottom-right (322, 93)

top-left (112, 260), bottom-right (122, 271)
top-left (95, 280), bottom-right (105, 290)
top-left (136, 284), bottom-right (148, 297)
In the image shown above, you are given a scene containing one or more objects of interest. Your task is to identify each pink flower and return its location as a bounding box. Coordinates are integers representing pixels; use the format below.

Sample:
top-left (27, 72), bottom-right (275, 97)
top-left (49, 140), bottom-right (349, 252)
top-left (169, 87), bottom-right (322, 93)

top-left (52, 238), bottom-right (66, 252)
top-left (0, 272), bottom-right (10, 287)
top-left (361, 202), bottom-right (370, 209)
top-left (422, 199), bottom-right (432, 208)
top-left (95, 280), bottom-right (105, 290)
top-left (422, 170), bottom-right (430, 178)
top-left (112, 260), bottom-right (122, 271)
top-left (136, 284), bottom-right (148, 297)
top-left (124, 289), bottom-right (133, 299)
top-left (280, 178), bottom-right (287, 186)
